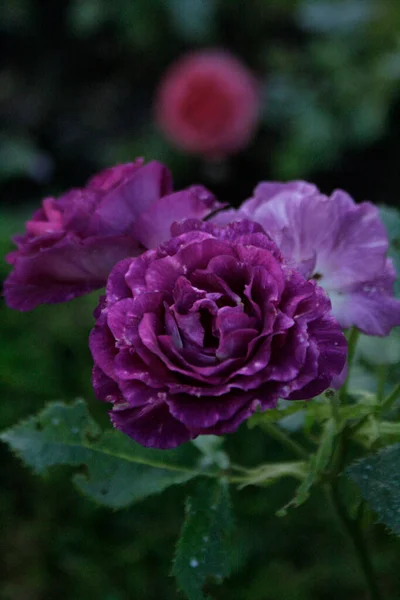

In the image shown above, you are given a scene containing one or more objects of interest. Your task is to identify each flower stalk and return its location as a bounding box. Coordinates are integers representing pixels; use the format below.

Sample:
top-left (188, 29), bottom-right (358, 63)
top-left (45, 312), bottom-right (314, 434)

top-left (339, 326), bottom-right (360, 401)
top-left (260, 422), bottom-right (308, 460)
top-left (327, 481), bottom-right (382, 600)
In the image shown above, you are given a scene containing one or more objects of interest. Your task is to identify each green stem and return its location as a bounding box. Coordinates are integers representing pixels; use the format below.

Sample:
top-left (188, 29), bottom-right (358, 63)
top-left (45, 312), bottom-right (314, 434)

top-left (328, 482), bottom-right (382, 600)
top-left (380, 382), bottom-right (400, 412)
top-left (340, 327), bottom-right (360, 401)
top-left (376, 365), bottom-right (387, 404)
top-left (347, 326), bottom-right (360, 365)
top-left (261, 422), bottom-right (308, 460)
top-left (328, 389), bottom-right (340, 426)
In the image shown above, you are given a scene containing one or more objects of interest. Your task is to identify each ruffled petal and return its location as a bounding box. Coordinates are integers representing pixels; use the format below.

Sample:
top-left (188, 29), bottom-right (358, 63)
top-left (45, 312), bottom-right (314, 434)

top-left (135, 186), bottom-right (225, 248)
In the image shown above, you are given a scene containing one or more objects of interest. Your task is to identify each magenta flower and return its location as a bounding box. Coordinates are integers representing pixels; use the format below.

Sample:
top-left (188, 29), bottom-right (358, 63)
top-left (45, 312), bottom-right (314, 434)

top-left (4, 159), bottom-right (222, 311)
top-left (155, 50), bottom-right (260, 158)
top-left (214, 182), bottom-right (400, 336)
top-left (89, 220), bottom-right (346, 449)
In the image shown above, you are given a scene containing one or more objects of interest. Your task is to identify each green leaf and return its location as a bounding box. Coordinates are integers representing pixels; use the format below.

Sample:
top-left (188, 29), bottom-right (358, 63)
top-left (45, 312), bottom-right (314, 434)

top-left (173, 479), bottom-right (234, 600)
top-left (0, 400), bottom-right (202, 508)
top-left (347, 443), bottom-right (400, 536)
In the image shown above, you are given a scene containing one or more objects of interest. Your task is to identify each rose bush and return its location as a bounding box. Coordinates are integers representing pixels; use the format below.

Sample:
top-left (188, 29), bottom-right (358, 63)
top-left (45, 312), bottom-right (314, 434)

top-left (90, 220), bottom-right (347, 449)
top-left (155, 50), bottom-right (260, 158)
top-left (4, 159), bottom-right (222, 311)
top-left (214, 181), bottom-right (400, 336)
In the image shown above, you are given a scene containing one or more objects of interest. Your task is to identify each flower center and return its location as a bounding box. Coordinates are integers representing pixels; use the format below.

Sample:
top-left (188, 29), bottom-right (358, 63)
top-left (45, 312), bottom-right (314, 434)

top-left (179, 77), bottom-right (234, 133)
top-left (199, 308), bottom-right (219, 349)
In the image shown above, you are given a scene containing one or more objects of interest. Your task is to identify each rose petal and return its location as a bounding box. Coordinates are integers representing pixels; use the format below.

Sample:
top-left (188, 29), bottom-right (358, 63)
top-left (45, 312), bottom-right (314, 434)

top-left (331, 290), bottom-right (400, 336)
top-left (111, 401), bottom-right (192, 449)
top-left (92, 161), bottom-right (172, 235)
top-left (135, 186), bottom-right (224, 248)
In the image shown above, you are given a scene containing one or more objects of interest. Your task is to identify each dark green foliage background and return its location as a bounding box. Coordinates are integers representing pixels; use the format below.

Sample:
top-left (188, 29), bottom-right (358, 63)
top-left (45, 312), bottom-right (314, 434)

top-left (1, 1), bottom-right (400, 598)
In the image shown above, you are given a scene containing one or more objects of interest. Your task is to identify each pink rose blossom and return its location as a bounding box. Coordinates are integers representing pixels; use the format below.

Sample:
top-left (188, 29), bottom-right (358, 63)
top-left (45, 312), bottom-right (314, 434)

top-left (155, 50), bottom-right (260, 158)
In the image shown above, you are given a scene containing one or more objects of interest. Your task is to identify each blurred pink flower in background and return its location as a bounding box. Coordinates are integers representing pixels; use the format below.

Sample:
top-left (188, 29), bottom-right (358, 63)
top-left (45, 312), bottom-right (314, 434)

top-left (155, 50), bottom-right (261, 159)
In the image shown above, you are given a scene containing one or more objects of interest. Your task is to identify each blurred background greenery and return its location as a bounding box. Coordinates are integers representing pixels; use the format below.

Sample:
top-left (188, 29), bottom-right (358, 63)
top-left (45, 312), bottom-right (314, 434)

top-left (1, 0), bottom-right (400, 598)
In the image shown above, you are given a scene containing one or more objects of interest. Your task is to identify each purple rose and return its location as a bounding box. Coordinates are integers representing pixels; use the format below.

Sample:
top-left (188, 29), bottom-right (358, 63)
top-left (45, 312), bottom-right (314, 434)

top-left (4, 159), bottom-right (222, 311)
top-left (89, 220), bottom-right (347, 449)
top-left (214, 182), bottom-right (400, 336)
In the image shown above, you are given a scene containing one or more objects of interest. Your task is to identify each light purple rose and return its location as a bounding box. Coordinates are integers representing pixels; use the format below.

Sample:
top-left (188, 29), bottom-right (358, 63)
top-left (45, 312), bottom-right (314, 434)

top-left (89, 220), bottom-right (347, 449)
top-left (214, 182), bottom-right (400, 336)
top-left (4, 159), bottom-right (222, 311)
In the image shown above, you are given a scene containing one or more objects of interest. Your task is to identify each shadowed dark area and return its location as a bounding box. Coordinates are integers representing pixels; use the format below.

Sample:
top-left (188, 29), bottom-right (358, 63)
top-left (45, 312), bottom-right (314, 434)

top-left (1, 0), bottom-right (400, 598)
